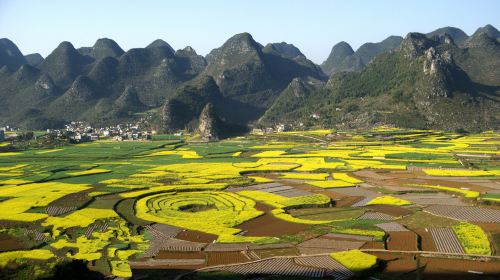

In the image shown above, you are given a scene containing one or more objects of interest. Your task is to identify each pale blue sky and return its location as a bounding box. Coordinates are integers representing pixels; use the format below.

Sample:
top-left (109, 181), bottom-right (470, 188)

top-left (0, 0), bottom-right (498, 63)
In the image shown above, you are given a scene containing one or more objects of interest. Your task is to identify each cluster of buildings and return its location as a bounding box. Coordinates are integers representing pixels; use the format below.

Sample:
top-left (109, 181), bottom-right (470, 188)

top-left (0, 125), bottom-right (19, 141)
top-left (251, 123), bottom-right (292, 135)
top-left (48, 121), bottom-right (156, 143)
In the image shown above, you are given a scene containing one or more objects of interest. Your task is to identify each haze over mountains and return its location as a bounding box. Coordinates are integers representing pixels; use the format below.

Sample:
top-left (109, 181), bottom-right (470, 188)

top-left (0, 24), bottom-right (499, 133)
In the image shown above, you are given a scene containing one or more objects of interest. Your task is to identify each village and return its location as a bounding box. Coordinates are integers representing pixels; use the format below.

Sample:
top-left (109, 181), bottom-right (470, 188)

top-left (0, 120), bottom-right (313, 144)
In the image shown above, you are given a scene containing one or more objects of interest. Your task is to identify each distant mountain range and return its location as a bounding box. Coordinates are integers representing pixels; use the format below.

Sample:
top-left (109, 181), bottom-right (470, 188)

top-left (0, 24), bottom-right (499, 132)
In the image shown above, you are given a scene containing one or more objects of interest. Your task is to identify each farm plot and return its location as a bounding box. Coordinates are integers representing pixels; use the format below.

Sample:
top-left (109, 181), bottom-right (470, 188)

top-left (129, 258), bottom-right (206, 268)
top-left (145, 224), bottom-right (183, 239)
top-left (396, 193), bottom-right (467, 206)
top-left (452, 222), bottom-right (491, 255)
top-left (322, 233), bottom-right (374, 241)
top-left (329, 249), bottom-right (377, 272)
top-left (204, 242), bottom-right (249, 252)
top-left (135, 191), bottom-right (269, 242)
top-left (425, 205), bottom-right (500, 223)
top-left (327, 186), bottom-right (379, 197)
top-left (288, 207), bottom-right (364, 221)
top-left (428, 227), bottom-right (465, 254)
top-left (351, 197), bottom-right (375, 207)
top-left (294, 255), bottom-right (354, 280)
top-left (206, 251), bottom-right (250, 266)
top-left (421, 257), bottom-right (500, 277)
top-left (250, 248), bottom-right (299, 259)
top-left (386, 231), bottom-right (418, 251)
top-left (297, 238), bottom-right (365, 254)
top-left (203, 257), bottom-right (329, 278)
top-left (142, 238), bottom-right (207, 258)
top-left (239, 182), bottom-right (311, 197)
top-left (376, 222), bottom-right (409, 232)
top-left (358, 212), bottom-right (395, 221)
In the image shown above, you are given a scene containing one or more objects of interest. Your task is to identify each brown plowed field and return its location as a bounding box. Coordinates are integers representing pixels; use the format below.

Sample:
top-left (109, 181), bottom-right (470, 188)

top-left (414, 229), bottom-right (437, 251)
top-left (206, 251), bottom-right (250, 266)
top-left (237, 202), bottom-right (308, 236)
top-left (387, 231), bottom-right (418, 251)
top-left (371, 252), bottom-right (421, 276)
top-left (361, 241), bottom-right (386, 249)
top-left (175, 230), bottom-right (217, 243)
top-left (155, 251), bottom-right (205, 260)
top-left (422, 257), bottom-right (500, 279)
top-left (335, 196), bottom-right (365, 207)
top-left (0, 234), bottom-right (24, 252)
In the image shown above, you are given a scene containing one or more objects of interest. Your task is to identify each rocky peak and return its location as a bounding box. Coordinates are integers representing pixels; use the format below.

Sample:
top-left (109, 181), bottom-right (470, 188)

top-left (90, 38), bottom-right (125, 60)
top-left (400, 33), bottom-right (438, 58)
top-left (355, 36), bottom-right (403, 65)
top-left (472, 24), bottom-right (500, 40)
top-left (430, 33), bottom-right (456, 45)
top-left (320, 41), bottom-right (355, 75)
top-left (39, 41), bottom-right (93, 88)
top-left (465, 31), bottom-right (500, 49)
top-left (146, 39), bottom-right (175, 53)
top-left (262, 42), bottom-right (304, 59)
top-left (176, 46), bottom-right (200, 57)
top-left (25, 53), bottom-right (44, 66)
top-left (182, 46), bottom-right (196, 54)
top-left (206, 32), bottom-right (262, 64)
top-left (0, 38), bottom-right (27, 71)
top-left (421, 47), bottom-right (456, 98)
top-left (426, 26), bottom-right (469, 45)
top-left (197, 103), bottom-right (221, 141)
top-left (56, 41), bottom-right (78, 55)
top-left (423, 47), bottom-right (453, 75)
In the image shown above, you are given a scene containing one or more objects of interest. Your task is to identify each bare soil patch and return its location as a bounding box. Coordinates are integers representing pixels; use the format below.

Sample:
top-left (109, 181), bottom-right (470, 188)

top-left (0, 233), bottom-right (24, 252)
top-left (387, 231), bottom-right (418, 251)
top-left (414, 229), bottom-right (436, 251)
top-left (361, 241), bottom-right (385, 249)
top-left (175, 230), bottom-right (217, 243)
top-left (206, 251), bottom-right (250, 266)
top-left (155, 251), bottom-right (205, 260)
top-left (237, 202), bottom-right (308, 236)
top-left (422, 258), bottom-right (500, 279)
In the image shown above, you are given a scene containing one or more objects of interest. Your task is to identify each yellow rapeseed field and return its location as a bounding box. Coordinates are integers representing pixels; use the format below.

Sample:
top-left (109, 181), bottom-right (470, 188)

top-left (366, 196), bottom-right (412, 206)
top-left (330, 250), bottom-right (377, 272)
top-left (0, 182), bottom-right (90, 222)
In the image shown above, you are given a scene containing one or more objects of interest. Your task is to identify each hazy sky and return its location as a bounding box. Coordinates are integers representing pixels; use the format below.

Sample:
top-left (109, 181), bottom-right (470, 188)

top-left (0, 0), bottom-right (498, 63)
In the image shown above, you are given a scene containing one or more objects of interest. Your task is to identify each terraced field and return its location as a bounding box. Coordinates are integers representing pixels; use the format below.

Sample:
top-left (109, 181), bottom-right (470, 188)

top-left (0, 128), bottom-right (499, 279)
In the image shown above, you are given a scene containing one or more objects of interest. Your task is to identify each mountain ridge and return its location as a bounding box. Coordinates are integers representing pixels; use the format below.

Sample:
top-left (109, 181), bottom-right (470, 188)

top-left (0, 24), bottom-right (498, 132)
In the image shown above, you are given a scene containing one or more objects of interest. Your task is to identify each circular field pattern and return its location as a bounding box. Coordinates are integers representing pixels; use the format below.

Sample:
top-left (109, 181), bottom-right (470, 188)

top-left (135, 191), bottom-right (264, 236)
